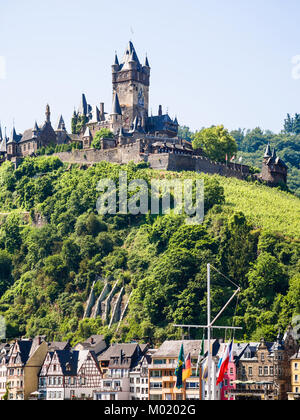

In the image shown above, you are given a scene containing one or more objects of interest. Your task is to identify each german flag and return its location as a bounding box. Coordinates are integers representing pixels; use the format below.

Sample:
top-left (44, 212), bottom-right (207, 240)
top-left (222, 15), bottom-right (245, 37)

top-left (183, 352), bottom-right (192, 382)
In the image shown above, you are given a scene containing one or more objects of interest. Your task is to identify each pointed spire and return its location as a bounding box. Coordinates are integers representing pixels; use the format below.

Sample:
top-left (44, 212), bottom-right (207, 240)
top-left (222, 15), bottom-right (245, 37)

top-left (145, 55), bottom-right (150, 67)
top-left (174, 116), bottom-right (178, 125)
top-left (111, 92), bottom-right (122, 115)
top-left (114, 52), bottom-right (119, 66)
top-left (0, 123), bottom-right (6, 153)
top-left (121, 41), bottom-right (141, 70)
top-left (264, 143), bottom-right (272, 158)
top-left (56, 115), bottom-right (65, 131)
top-left (78, 93), bottom-right (88, 116)
top-left (272, 148), bottom-right (277, 159)
top-left (7, 126), bottom-right (19, 144)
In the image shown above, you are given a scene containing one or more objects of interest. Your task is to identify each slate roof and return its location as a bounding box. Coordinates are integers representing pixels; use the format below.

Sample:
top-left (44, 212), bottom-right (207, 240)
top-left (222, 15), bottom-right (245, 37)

top-left (13, 340), bottom-right (33, 365)
top-left (147, 114), bottom-right (178, 134)
top-left (20, 128), bottom-right (36, 143)
top-left (56, 115), bottom-right (65, 130)
top-left (55, 350), bottom-right (79, 376)
top-left (290, 348), bottom-right (300, 360)
top-left (81, 335), bottom-right (105, 348)
top-left (78, 93), bottom-right (88, 116)
top-left (153, 340), bottom-right (220, 359)
top-left (48, 341), bottom-right (70, 351)
top-left (111, 93), bottom-right (122, 115)
top-left (120, 41), bottom-right (142, 71)
top-left (264, 143), bottom-right (272, 158)
top-left (7, 127), bottom-right (22, 144)
top-left (98, 343), bottom-right (144, 369)
top-left (99, 343), bottom-right (140, 360)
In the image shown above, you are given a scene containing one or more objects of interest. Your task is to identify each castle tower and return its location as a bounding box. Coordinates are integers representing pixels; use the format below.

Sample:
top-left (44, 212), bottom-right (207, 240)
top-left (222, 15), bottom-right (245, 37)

top-left (55, 115), bottom-right (68, 144)
top-left (110, 92), bottom-right (123, 134)
top-left (261, 144), bottom-right (288, 186)
top-left (112, 41), bottom-right (150, 130)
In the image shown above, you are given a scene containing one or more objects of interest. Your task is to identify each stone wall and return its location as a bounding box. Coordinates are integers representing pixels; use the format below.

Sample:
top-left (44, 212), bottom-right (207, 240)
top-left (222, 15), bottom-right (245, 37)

top-left (53, 146), bottom-right (251, 182)
top-left (148, 153), bottom-right (250, 180)
top-left (53, 142), bottom-right (143, 166)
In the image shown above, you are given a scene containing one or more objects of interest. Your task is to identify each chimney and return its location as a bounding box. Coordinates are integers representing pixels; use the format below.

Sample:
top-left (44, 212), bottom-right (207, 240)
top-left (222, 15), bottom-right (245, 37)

top-left (100, 103), bottom-right (105, 121)
top-left (158, 105), bottom-right (162, 116)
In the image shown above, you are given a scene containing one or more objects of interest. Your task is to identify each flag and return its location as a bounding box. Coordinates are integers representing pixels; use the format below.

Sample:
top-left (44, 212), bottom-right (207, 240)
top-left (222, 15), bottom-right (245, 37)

top-left (239, 156), bottom-right (243, 163)
top-left (217, 343), bottom-right (227, 372)
top-left (225, 154), bottom-right (228, 162)
top-left (202, 357), bottom-right (208, 381)
top-left (230, 156), bottom-right (236, 162)
top-left (182, 353), bottom-right (192, 382)
top-left (216, 341), bottom-right (233, 386)
top-left (175, 344), bottom-right (185, 389)
top-left (196, 335), bottom-right (205, 376)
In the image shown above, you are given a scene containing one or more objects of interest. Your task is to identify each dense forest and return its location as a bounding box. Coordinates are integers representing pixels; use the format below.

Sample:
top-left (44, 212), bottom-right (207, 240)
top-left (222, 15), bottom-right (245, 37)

top-left (0, 156), bottom-right (299, 346)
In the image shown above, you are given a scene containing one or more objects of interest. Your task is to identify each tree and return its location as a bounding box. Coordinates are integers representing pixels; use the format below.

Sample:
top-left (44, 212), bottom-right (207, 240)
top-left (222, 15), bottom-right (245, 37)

top-left (91, 129), bottom-right (114, 149)
top-left (0, 250), bottom-right (13, 296)
top-left (293, 113), bottom-right (300, 135)
top-left (192, 125), bottom-right (237, 162)
top-left (284, 114), bottom-right (294, 134)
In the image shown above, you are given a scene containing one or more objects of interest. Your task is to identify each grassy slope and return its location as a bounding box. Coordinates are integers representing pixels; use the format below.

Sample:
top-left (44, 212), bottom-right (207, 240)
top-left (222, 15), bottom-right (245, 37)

top-left (151, 169), bottom-right (300, 239)
top-left (216, 175), bottom-right (300, 239)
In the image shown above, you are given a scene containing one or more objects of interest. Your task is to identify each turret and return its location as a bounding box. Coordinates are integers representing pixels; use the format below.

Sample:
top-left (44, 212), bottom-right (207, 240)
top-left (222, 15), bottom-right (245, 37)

top-left (112, 53), bottom-right (120, 73)
top-left (110, 92), bottom-right (122, 134)
top-left (45, 104), bottom-right (51, 124)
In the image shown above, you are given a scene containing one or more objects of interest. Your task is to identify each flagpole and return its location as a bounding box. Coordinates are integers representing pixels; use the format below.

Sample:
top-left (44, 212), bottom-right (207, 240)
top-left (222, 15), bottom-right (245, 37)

top-left (199, 364), bottom-right (202, 401)
top-left (207, 263), bottom-right (212, 401)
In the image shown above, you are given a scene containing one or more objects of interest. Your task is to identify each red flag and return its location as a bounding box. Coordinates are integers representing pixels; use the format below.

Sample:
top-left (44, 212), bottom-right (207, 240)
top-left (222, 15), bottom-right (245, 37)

top-left (216, 341), bottom-right (233, 385)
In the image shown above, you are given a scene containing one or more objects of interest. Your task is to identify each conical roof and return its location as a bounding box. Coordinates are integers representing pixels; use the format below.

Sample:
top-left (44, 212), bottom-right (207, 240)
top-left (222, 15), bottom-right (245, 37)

top-left (7, 126), bottom-right (19, 144)
top-left (264, 143), bottom-right (272, 158)
top-left (111, 93), bottom-right (122, 115)
top-left (56, 115), bottom-right (65, 130)
top-left (120, 41), bottom-right (141, 71)
top-left (114, 53), bottom-right (119, 66)
top-left (78, 93), bottom-right (88, 116)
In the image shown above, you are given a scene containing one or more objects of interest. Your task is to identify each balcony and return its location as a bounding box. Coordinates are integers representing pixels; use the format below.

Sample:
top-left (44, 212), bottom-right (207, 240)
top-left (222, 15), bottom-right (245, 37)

top-left (162, 376), bottom-right (175, 382)
top-left (97, 387), bottom-right (122, 393)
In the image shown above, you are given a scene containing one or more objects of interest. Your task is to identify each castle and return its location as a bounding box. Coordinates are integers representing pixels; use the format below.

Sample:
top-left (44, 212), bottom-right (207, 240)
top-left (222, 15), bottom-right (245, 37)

top-left (0, 41), bottom-right (288, 187)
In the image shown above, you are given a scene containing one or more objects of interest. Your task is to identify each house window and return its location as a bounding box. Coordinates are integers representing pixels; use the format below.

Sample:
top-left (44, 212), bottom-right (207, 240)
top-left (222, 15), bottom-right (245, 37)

top-left (261, 353), bottom-right (265, 362)
top-left (295, 363), bottom-right (298, 370)
top-left (259, 367), bottom-right (263, 376)
top-left (264, 367), bottom-right (269, 376)
top-left (270, 366), bottom-right (274, 375)
top-left (248, 367), bottom-right (253, 376)
top-left (295, 375), bottom-right (299, 383)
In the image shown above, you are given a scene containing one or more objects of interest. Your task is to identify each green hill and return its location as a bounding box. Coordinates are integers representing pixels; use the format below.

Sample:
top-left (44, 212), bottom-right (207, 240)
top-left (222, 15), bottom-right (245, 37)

top-left (0, 157), bottom-right (299, 345)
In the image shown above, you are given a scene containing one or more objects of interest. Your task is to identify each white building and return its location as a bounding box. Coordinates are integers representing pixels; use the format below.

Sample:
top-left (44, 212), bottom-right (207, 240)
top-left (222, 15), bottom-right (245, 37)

top-left (0, 344), bottom-right (11, 400)
top-left (94, 343), bottom-right (149, 401)
top-left (39, 348), bottom-right (102, 400)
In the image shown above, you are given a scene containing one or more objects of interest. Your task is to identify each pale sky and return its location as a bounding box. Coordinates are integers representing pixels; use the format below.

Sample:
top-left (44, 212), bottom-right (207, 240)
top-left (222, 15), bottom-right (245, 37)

top-left (1, 0), bottom-right (300, 136)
